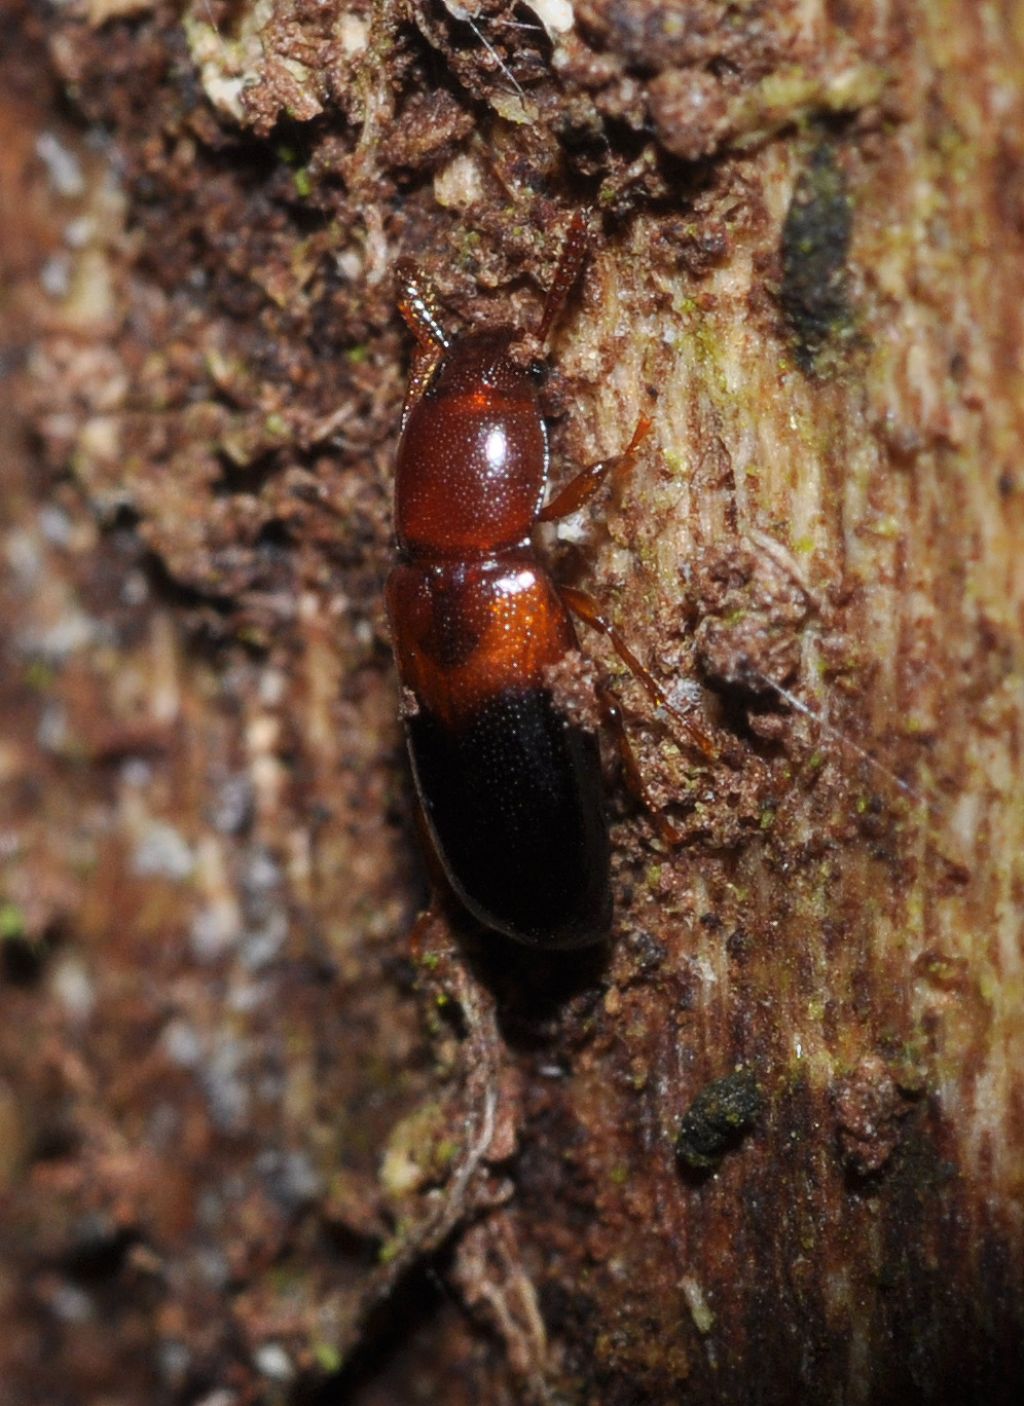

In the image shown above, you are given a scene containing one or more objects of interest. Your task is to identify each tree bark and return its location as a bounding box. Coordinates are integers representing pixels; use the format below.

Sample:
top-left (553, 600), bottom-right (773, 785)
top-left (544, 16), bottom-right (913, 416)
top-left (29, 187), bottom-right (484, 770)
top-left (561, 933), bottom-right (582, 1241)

top-left (1, 1), bottom-right (1022, 1403)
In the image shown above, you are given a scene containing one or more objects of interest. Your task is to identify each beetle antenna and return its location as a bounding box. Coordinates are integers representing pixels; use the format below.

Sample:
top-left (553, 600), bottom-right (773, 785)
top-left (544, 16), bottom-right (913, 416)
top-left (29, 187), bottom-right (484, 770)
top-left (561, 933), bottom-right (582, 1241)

top-left (395, 259), bottom-right (451, 351)
top-left (536, 209), bottom-right (592, 345)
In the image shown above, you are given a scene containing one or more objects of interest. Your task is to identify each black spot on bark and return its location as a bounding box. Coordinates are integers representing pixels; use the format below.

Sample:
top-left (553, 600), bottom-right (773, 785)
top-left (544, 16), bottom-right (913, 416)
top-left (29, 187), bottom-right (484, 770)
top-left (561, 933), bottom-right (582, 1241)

top-left (780, 144), bottom-right (854, 371)
top-left (676, 1069), bottom-right (763, 1173)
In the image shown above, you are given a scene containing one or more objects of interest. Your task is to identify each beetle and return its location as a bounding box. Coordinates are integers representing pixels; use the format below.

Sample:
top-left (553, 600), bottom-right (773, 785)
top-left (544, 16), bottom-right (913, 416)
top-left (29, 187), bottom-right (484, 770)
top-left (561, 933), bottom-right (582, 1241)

top-left (387, 213), bottom-right (712, 948)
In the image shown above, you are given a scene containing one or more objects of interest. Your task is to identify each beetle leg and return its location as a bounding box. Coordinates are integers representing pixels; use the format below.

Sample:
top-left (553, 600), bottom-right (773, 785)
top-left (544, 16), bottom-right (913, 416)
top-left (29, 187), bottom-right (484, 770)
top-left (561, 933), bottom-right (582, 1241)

top-left (597, 685), bottom-right (682, 845)
top-left (560, 585), bottom-right (718, 760)
top-left (409, 903), bottom-right (447, 962)
top-left (538, 416), bottom-right (652, 522)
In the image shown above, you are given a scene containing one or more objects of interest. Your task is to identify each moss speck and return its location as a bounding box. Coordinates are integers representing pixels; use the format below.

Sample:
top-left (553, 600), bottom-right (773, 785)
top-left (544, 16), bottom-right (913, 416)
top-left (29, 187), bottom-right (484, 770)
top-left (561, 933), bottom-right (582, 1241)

top-left (0, 903), bottom-right (27, 941)
top-left (24, 660), bottom-right (56, 691)
top-left (312, 1342), bottom-right (342, 1374)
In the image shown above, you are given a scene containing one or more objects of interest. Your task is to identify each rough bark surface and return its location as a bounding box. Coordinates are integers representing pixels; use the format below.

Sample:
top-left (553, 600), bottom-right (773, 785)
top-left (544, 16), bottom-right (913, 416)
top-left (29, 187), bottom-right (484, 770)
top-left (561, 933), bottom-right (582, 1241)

top-left (1, 1), bottom-right (1022, 1403)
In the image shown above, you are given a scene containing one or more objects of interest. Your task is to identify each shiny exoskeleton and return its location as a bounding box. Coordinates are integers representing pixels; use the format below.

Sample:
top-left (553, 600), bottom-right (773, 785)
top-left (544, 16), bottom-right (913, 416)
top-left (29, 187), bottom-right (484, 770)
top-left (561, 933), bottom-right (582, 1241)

top-left (387, 216), bottom-right (615, 947)
top-left (387, 216), bottom-right (706, 947)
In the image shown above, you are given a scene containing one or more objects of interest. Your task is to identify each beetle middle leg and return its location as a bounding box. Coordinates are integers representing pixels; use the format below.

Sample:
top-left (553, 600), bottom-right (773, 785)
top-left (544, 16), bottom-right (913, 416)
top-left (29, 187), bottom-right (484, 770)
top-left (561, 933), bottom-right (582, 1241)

top-left (546, 416), bottom-right (718, 812)
top-left (560, 584), bottom-right (718, 761)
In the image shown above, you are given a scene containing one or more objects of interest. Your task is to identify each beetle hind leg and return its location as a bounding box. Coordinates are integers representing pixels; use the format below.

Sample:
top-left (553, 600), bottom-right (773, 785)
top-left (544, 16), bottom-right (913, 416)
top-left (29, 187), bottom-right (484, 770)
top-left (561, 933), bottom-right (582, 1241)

top-left (597, 685), bottom-right (682, 846)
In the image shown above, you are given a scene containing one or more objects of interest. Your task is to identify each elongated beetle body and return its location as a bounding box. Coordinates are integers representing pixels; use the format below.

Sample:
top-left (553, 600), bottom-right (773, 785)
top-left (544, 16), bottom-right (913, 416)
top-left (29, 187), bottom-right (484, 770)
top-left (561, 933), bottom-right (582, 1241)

top-left (387, 216), bottom-right (710, 947)
top-left (387, 218), bottom-right (610, 947)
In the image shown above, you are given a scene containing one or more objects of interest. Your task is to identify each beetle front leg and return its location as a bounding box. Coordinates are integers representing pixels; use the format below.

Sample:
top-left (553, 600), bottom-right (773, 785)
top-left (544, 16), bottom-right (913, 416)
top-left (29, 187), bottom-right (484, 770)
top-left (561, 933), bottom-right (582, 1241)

top-left (538, 416), bottom-right (652, 523)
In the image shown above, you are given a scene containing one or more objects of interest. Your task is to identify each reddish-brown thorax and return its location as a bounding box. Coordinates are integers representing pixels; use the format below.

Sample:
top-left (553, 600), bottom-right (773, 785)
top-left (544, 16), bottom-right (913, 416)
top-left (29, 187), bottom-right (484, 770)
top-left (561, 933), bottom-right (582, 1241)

top-left (394, 329), bottom-right (549, 559)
